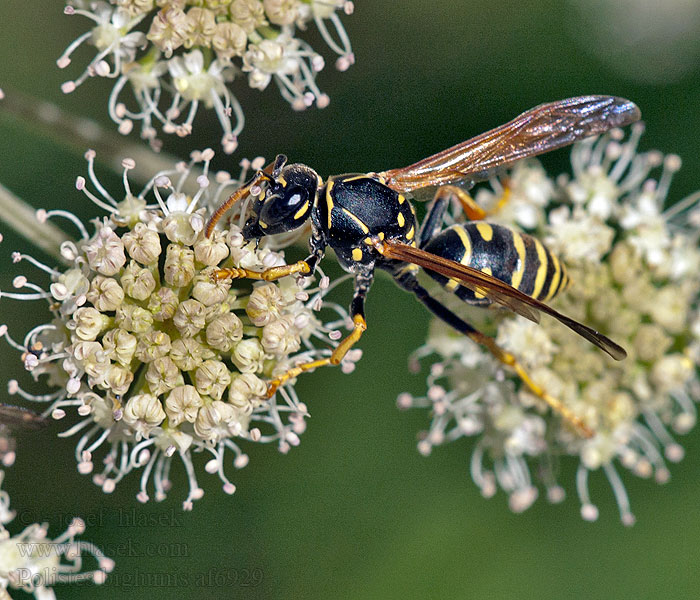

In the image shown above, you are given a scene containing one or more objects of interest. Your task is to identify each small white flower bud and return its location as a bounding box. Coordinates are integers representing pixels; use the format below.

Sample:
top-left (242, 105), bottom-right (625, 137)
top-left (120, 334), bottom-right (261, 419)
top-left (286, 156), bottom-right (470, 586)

top-left (245, 282), bottom-right (282, 326)
top-left (195, 359), bottom-right (232, 401)
top-left (148, 287), bottom-right (179, 321)
top-left (194, 400), bottom-right (249, 442)
top-left (87, 276), bottom-right (124, 312)
top-left (102, 328), bottom-right (137, 366)
top-left (135, 330), bottom-right (172, 363)
top-left (203, 300), bottom-right (232, 324)
top-left (206, 313), bottom-right (243, 352)
top-left (72, 307), bottom-right (111, 341)
top-left (165, 385), bottom-right (203, 427)
top-left (229, 0), bottom-right (267, 33)
top-left (182, 7), bottom-right (217, 50)
top-left (194, 230), bottom-right (230, 265)
top-left (71, 341), bottom-right (110, 381)
top-left (83, 225), bottom-right (126, 276)
top-left (105, 364), bottom-right (134, 396)
top-left (256, 246), bottom-right (285, 269)
top-left (122, 222), bottom-right (162, 265)
top-left (264, 0), bottom-right (299, 25)
top-left (212, 21), bottom-right (247, 59)
top-left (191, 267), bottom-right (230, 306)
top-left (164, 243), bottom-right (196, 287)
top-left (113, 194), bottom-right (147, 228)
top-left (228, 373), bottom-right (267, 411)
top-left (116, 302), bottom-right (154, 334)
top-left (162, 211), bottom-right (202, 245)
top-left (145, 356), bottom-right (184, 396)
top-left (170, 337), bottom-right (214, 371)
top-left (173, 299), bottom-right (207, 336)
top-left (147, 6), bottom-right (187, 57)
top-left (231, 338), bottom-right (265, 373)
top-left (50, 268), bottom-right (90, 302)
top-left (120, 261), bottom-right (157, 300)
top-left (261, 314), bottom-right (300, 356)
top-left (123, 393), bottom-right (166, 438)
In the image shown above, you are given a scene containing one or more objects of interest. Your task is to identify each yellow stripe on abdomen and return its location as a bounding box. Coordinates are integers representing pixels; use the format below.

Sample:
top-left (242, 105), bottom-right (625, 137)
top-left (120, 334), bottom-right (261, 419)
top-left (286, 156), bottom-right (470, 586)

top-left (445, 226), bottom-right (473, 291)
top-left (531, 238), bottom-right (549, 299)
top-left (475, 222), bottom-right (493, 242)
top-left (510, 231), bottom-right (527, 291)
top-left (545, 251), bottom-right (562, 301)
top-left (474, 267), bottom-right (492, 300)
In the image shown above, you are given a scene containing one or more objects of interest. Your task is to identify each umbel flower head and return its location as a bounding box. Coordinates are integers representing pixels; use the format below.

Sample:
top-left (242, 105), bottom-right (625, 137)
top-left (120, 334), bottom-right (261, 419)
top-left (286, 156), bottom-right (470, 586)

top-left (399, 124), bottom-right (700, 525)
top-left (0, 149), bottom-right (357, 510)
top-left (57, 0), bottom-right (355, 153)
top-left (0, 470), bottom-right (114, 598)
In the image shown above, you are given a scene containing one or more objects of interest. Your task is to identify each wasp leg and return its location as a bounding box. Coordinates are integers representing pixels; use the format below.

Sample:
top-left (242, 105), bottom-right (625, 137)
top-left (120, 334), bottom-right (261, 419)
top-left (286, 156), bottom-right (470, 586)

top-left (395, 272), bottom-right (593, 438)
top-left (212, 249), bottom-right (323, 282)
top-left (213, 229), bottom-right (326, 282)
top-left (419, 185), bottom-right (487, 248)
top-left (437, 185), bottom-right (488, 220)
top-left (265, 272), bottom-right (372, 397)
top-left (213, 259), bottom-right (313, 282)
top-left (489, 182), bottom-right (512, 215)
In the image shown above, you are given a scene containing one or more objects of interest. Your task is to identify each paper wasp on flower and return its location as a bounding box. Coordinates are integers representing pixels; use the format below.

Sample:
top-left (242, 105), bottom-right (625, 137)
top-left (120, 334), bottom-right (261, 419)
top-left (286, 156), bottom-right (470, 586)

top-left (205, 96), bottom-right (641, 437)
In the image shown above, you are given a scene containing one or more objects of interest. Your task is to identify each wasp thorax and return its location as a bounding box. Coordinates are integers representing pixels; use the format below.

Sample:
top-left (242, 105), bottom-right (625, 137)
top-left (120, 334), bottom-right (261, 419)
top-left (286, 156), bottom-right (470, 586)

top-left (245, 164), bottom-right (319, 238)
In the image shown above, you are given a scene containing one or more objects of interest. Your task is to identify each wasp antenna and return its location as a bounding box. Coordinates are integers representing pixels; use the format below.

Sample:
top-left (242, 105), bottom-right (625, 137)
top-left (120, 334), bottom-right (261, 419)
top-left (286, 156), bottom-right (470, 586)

top-left (205, 171), bottom-right (267, 237)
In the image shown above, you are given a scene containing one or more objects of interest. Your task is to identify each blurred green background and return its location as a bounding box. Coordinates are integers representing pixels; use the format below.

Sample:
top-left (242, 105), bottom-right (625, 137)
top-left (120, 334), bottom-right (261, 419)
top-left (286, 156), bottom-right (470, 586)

top-left (2, 1), bottom-right (700, 599)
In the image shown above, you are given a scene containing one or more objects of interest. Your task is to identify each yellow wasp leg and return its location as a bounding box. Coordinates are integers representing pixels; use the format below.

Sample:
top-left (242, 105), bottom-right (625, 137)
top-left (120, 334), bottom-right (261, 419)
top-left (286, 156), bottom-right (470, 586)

top-left (472, 332), bottom-right (593, 438)
top-left (490, 184), bottom-right (511, 216)
top-left (212, 260), bottom-right (312, 282)
top-left (392, 265), bottom-right (594, 439)
top-left (435, 184), bottom-right (513, 221)
top-left (265, 314), bottom-right (367, 397)
top-left (434, 185), bottom-right (487, 221)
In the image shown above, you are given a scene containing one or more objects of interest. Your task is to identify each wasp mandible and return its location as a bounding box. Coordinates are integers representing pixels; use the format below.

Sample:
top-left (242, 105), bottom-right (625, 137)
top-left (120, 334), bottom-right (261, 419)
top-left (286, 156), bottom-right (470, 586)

top-left (205, 96), bottom-right (641, 437)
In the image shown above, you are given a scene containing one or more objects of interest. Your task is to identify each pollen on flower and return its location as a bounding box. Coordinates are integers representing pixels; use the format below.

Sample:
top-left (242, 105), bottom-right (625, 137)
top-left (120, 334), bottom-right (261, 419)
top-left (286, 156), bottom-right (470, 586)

top-left (59, 0), bottom-right (354, 152)
top-left (1, 148), bottom-right (354, 509)
top-left (401, 128), bottom-right (700, 524)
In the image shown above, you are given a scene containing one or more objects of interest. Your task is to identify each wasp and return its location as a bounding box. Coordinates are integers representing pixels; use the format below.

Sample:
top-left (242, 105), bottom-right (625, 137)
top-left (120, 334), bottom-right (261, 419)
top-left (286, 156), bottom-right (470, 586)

top-left (205, 96), bottom-right (640, 437)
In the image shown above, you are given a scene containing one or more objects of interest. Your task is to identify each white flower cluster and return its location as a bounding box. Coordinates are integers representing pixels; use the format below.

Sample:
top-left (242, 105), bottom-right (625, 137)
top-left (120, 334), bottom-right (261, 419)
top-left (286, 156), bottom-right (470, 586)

top-left (0, 149), bottom-right (356, 510)
top-left (58, 0), bottom-right (355, 152)
top-left (0, 470), bottom-right (113, 599)
top-left (399, 124), bottom-right (700, 524)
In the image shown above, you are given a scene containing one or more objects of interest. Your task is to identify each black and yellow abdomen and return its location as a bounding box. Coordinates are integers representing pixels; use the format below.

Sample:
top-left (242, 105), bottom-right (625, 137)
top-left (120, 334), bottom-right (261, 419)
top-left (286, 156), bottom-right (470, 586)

top-left (422, 222), bottom-right (569, 305)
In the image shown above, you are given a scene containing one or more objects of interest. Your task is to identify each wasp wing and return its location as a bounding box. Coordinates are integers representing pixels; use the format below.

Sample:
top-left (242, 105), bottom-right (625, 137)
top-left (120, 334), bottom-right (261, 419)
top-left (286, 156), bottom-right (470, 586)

top-left (380, 96), bottom-right (641, 194)
top-left (382, 239), bottom-right (627, 360)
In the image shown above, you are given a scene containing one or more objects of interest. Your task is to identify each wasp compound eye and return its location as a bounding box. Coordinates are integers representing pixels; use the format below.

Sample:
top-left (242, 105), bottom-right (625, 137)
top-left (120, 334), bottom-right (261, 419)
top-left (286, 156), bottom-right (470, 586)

top-left (258, 185), bottom-right (312, 234)
top-left (284, 186), bottom-right (309, 208)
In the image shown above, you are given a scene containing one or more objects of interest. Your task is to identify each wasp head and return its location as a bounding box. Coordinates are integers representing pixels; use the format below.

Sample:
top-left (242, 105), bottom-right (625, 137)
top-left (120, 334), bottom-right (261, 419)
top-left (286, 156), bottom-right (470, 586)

top-left (243, 156), bottom-right (319, 239)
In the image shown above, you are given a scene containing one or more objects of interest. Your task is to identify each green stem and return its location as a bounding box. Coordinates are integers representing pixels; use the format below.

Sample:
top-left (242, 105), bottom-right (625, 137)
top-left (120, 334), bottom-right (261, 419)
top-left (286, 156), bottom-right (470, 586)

top-left (0, 88), bottom-right (201, 190)
top-left (0, 182), bottom-right (71, 262)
